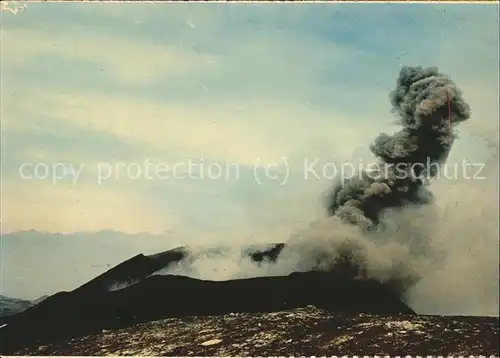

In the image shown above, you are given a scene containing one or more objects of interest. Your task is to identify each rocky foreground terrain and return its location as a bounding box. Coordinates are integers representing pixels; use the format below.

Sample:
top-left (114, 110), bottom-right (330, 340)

top-left (13, 306), bottom-right (499, 356)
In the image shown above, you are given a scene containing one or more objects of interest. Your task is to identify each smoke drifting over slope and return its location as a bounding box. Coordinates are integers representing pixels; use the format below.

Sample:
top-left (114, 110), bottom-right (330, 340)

top-left (406, 132), bottom-right (499, 316)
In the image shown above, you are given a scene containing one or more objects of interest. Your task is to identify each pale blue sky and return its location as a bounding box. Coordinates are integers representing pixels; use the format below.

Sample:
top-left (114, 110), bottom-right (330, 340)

top-left (2, 3), bottom-right (498, 236)
top-left (0, 4), bottom-right (498, 232)
top-left (1, 2), bottom-right (499, 302)
top-left (3, 3), bottom-right (498, 235)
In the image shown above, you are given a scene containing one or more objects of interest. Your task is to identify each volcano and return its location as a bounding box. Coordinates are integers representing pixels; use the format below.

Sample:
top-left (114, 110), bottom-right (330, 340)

top-left (0, 244), bottom-right (414, 354)
top-left (0, 65), bottom-right (484, 355)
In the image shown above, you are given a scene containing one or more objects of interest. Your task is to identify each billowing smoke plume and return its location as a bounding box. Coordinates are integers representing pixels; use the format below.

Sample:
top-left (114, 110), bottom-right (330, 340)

top-left (327, 66), bottom-right (470, 230)
top-left (152, 66), bottom-right (495, 314)
top-left (278, 66), bottom-right (473, 295)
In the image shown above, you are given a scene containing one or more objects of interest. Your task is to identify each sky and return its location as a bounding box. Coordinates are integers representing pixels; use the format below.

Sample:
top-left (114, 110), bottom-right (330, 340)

top-left (1, 2), bottom-right (499, 314)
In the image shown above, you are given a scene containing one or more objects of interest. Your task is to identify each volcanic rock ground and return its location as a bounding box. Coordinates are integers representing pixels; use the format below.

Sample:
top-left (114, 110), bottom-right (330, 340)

top-left (13, 306), bottom-right (499, 356)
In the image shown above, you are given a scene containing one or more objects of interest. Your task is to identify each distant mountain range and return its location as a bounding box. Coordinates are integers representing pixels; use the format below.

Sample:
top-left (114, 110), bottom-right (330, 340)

top-left (0, 229), bottom-right (186, 299)
top-left (0, 295), bottom-right (49, 318)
